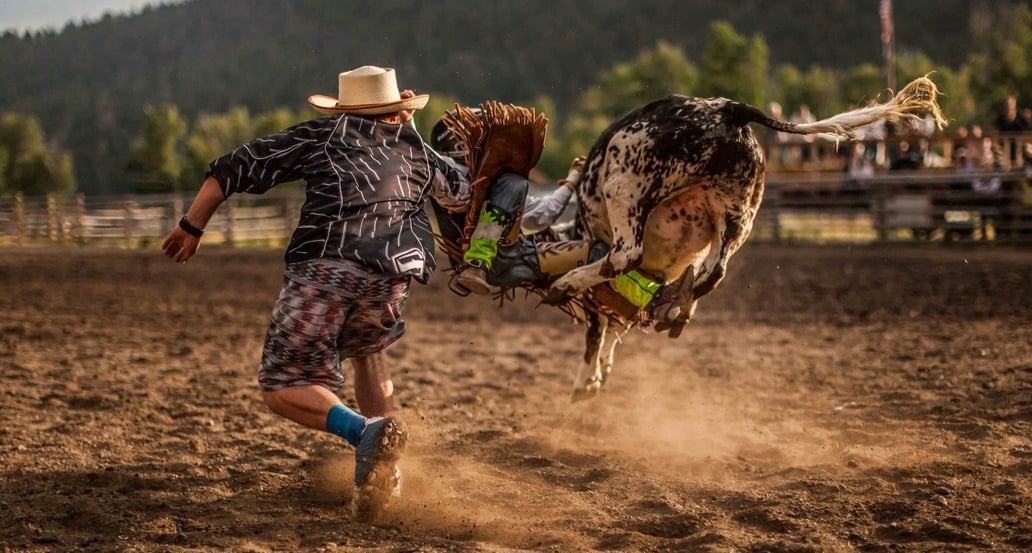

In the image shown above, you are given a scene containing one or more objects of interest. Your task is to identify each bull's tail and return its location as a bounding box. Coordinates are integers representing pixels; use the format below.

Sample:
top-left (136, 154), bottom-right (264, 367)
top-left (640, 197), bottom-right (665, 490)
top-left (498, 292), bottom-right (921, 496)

top-left (728, 75), bottom-right (947, 140)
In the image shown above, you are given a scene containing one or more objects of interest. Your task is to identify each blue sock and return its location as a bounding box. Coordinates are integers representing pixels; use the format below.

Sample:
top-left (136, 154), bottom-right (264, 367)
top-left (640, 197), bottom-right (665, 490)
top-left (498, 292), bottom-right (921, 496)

top-left (325, 403), bottom-right (366, 446)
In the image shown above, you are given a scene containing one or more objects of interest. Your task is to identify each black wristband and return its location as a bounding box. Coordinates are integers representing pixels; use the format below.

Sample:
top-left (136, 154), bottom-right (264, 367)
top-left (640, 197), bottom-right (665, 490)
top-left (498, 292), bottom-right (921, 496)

top-left (178, 216), bottom-right (204, 238)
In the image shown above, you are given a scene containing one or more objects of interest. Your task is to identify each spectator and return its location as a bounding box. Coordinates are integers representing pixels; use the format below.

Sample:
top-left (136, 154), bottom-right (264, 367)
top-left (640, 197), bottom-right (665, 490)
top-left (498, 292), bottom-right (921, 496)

top-left (965, 125), bottom-right (985, 168)
top-left (996, 95), bottom-right (1030, 165)
top-left (790, 104), bottom-right (817, 164)
top-left (996, 95), bottom-right (1028, 133)
top-left (952, 125), bottom-right (969, 150)
top-left (889, 140), bottom-right (922, 171)
top-left (766, 101), bottom-right (791, 167)
top-left (950, 126), bottom-right (970, 167)
top-left (847, 141), bottom-right (875, 179)
top-left (919, 138), bottom-right (949, 168)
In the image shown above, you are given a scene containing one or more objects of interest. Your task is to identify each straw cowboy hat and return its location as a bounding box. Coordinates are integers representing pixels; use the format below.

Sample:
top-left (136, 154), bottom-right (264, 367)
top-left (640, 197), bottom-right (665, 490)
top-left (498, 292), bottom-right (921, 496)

top-left (308, 65), bottom-right (429, 115)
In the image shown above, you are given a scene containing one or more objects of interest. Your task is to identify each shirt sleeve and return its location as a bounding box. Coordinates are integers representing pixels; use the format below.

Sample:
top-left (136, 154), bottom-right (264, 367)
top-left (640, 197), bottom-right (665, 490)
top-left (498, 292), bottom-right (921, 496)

top-left (521, 185), bottom-right (574, 232)
top-left (427, 151), bottom-right (471, 212)
top-left (208, 120), bottom-right (325, 198)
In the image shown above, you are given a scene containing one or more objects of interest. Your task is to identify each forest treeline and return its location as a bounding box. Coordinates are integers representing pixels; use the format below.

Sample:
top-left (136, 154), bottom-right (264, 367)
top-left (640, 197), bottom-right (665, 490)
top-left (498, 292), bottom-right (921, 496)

top-left (1, 0), bottom-right (1031, 196)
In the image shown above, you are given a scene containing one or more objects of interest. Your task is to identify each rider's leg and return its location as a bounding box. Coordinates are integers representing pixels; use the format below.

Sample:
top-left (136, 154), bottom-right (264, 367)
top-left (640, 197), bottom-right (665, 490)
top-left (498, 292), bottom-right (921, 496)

top-left (538, 240), bottom-right (660, 308)
top-left (492, 238), bottom-right (663, 309)
top-left (458, 174), bottom-right (528, 294)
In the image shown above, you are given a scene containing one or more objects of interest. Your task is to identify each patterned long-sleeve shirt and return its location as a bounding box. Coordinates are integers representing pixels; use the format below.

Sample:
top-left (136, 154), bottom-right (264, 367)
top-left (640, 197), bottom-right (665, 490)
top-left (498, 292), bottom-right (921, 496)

top-left (209, 115), bottom-right (469, 283)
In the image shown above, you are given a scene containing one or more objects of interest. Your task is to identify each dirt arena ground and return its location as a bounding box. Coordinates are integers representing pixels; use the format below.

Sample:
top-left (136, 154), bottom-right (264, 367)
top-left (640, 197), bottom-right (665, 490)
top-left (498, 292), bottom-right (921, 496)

top-left (1, 243), bottom-right (1030, 552)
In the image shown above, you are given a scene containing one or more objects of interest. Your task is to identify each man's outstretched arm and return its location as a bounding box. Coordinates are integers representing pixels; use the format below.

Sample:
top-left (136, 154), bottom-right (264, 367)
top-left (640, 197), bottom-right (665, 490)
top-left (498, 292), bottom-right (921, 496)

top-left (161, 175), bottom-right (226, 264)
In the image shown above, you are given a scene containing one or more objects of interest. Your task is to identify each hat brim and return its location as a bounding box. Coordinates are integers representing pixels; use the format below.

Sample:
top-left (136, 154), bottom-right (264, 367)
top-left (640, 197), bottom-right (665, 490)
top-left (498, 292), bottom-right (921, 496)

top-left (307, 93), bottom-right (430, 115)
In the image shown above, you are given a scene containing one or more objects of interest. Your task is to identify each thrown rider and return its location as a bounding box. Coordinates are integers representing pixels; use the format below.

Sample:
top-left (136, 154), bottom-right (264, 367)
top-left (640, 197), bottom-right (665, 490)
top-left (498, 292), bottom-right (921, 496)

top-left (427, 110), bottom-right (666, 314)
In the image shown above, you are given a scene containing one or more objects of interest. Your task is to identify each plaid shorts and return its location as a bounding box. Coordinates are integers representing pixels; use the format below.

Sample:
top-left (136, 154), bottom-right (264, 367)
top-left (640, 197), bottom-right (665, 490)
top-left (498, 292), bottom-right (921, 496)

top-left (257, 258), bottom-right (410, 392)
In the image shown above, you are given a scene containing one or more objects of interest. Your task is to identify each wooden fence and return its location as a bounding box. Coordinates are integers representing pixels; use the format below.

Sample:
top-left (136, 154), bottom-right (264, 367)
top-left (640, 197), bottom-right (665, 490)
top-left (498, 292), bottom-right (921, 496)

top-left (2, 169), bottom-right (1031, 248)
top-left (0, 190), bottom-right (305, 248)
top-left (761, 169), bottom-right (1032, 243)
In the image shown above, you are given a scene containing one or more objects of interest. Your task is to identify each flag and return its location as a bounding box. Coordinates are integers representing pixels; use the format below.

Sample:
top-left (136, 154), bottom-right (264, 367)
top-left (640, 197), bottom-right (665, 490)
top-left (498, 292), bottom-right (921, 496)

top-left (880, 0), bottom-right (893, 45)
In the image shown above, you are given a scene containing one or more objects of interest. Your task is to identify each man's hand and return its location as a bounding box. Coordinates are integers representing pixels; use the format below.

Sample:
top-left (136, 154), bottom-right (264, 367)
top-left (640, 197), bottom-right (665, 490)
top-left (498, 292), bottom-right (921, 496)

top-left (399, 89), bottom-right (416, 124)
top-left (560, 156), bottom-right (587, 190)
top-left (161, 176), bottom-right (225, 264)
top-left (162, 226), bottom-right (201, 264)
top-left (569, 156), bottom-right (586, 175)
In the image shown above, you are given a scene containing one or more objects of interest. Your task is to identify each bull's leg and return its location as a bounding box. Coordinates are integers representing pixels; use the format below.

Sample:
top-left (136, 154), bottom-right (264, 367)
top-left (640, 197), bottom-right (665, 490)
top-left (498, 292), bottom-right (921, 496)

top-left (549, 185), bottom-right (646, 300)
top-left (693, 212), bottom-right (744, 297)
top-left (599, 326), bottom-right (627, 386)
top-left (652, 265), bottom-right (698, 337)
top-left (652, 264), bottom-right (696, 323)
top-left (571, 311), bottom-right (608, 402)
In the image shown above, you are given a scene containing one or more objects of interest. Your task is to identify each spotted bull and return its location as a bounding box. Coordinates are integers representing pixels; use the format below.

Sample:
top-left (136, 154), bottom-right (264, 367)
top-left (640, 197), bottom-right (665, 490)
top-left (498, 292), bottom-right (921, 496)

top-left (545, 77), bottom-right (945, 401)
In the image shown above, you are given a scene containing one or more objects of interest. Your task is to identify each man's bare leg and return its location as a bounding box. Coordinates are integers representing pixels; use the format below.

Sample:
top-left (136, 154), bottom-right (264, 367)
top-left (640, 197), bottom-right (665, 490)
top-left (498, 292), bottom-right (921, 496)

top-left (351, 351), bottom-right (394, 417)
top-left (262, 384), bottom-right (342, 431)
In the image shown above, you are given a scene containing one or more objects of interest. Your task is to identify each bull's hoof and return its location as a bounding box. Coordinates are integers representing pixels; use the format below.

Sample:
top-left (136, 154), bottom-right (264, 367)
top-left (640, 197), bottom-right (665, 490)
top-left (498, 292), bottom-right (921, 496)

top-left (658, 303), bottom-right (681, 323)
top-left (650, 266), bottom-right (694, 324)
top-left (654, 317), bottom-right (688, 338)
top-left (570, 375), bottom-right (604, 402)
top-left (665, 319), bottom-right (687, 338)
top-left (570, 385), bottom-right (601, 403)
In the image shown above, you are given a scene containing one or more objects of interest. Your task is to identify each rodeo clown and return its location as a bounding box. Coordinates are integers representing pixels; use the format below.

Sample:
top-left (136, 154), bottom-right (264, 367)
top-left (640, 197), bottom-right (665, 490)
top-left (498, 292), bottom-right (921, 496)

top-left (428, 106), bottom-right (664, 313)
top-left (161, 66), bottom-right (470, 522)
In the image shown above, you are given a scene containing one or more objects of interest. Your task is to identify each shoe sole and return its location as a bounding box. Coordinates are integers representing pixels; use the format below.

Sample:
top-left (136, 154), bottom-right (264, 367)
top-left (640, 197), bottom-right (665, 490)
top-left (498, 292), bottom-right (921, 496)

top-left (457, 275), bottom-right (491, 295)
top-left (352, 417), bottom-right (408, 523)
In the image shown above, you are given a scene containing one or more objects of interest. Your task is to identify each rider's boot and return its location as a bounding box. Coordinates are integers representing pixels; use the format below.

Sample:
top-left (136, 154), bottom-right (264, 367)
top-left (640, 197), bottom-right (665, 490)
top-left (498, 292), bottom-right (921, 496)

top-left (456, 259), bottom-right (491, 295)
top-left (486, 237), bottom-right (599, 289)
top-left (456, 213), bottom-right (504, 295)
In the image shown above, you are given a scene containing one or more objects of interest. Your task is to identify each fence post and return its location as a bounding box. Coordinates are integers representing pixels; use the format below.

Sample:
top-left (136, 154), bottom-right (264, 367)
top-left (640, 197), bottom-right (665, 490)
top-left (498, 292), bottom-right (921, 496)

top-left (124, 198), bottom-right (137, 248)
top-left (224, 198), bottom-right (236, 246)
top-left (172, 196), bottom-right (184, 233)
top-left (14, 192), bottom-right (24, 246)
top-left (74, 194), bottom-right (86, 244)
top-left (46, 193), bottom-right (59, 243)
top-left (873, 179), bottom-right (889, 242)
top-left (766, 181), bottom-right (782, 242)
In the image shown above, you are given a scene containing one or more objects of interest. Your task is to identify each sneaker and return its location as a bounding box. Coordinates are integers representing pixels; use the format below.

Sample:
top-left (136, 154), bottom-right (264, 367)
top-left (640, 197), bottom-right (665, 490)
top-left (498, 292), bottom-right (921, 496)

top-left (352, 416), bottom-right (408, 522)
top-left (456, 262), bottom-right (491, 295)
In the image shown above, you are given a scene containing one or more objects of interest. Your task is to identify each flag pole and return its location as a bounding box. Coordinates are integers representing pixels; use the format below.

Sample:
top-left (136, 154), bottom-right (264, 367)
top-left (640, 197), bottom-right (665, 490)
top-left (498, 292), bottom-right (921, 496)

top-left (880, 0), bottom-right (896, 91)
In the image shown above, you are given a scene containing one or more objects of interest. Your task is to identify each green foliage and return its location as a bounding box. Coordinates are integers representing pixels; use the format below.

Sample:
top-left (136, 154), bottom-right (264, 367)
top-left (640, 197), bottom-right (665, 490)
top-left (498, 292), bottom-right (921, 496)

top-left (559, 41), bottom-right (699, 164)
top-left (0, 113), bottom-right (75, 196)
top-left (933, 65), bottom-right (978, 127)
top-left (184, 107), bottom-right (256, 186)
top-left (126, 104), bottom-right (187, 193)
top-left (967, 3), bottom-right (1032, 119)
top-left (524, 95), bottom-right (568, 180)
top-left (254, 107), bottom-right (311, 136)
top-left (414, 94), bottom-right (461, 140)
top-left (2, 0), bottom-right (1032, 189)
top-left (698, 22), bottom-right (769, 108)
top-left (772, 64), bottom-right (843, 120)
top-left (840, 64), bottom-right (886, 107)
